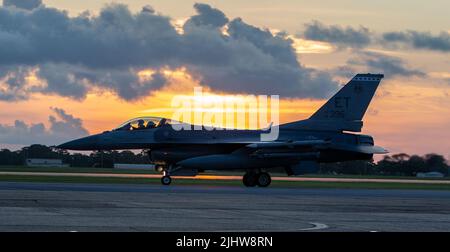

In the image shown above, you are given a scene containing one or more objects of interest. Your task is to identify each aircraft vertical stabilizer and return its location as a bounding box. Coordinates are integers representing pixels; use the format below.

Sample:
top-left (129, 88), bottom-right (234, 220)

top-left (281, 73), bottom-right (384, 132)
top-left (309, 73), bottom-right (384, 122)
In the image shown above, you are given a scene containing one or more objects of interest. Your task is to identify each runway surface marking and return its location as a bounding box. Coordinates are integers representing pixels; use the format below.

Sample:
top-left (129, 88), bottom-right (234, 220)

top-left (190, 223), bottom-right (329, 232)
top-left (1, 171), bottom-right (450, 184)
top-left (299, 222), bottom-right (329, 231)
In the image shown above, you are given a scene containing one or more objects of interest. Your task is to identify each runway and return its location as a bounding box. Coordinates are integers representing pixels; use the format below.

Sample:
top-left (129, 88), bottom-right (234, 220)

top-left (1, 171), bottom-right (450, 184)
top-left (1, 182), bottom-right (450, 231)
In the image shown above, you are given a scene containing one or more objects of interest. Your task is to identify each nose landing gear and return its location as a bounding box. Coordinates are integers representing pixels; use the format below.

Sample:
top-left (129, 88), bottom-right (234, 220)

top-left (161, 175), bottom-right (172, 185)
top-left (159, 165), bottom-right (182, 186)
top-left (161, 167), bottom-right (172, 185)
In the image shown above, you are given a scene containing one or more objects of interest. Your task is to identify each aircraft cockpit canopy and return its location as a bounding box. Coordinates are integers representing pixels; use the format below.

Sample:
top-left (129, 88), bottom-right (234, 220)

top-left (113, 117), bottom-right (179, 131)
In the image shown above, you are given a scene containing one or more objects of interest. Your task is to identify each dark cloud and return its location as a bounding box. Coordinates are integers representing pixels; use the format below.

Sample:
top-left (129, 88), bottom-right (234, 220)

top-left (91, 68), bottom-right (167, 100)
top-left (37, 64), bottom-right (89, 100)
top-left (227, 18), bottom-right (298, 65)
top-left (0, 107), bottom-right (88, 145)
top-left (184, 3), bottom-right (228, 28)
top-left (0, 3), bottom-right (339, 101)
top-left (35, 64), bottom-right (167, 100)
top-left (302, 20), bottom-right (371, 49)
top-left (0, 4), bottom-right (180, 68)
top-left (300, 20), bottom-right (450, 53)
top-left (331, 65), bottom-right (358, 79)
top-left (382, 31), bottom-right (450, 52)
top-left (3, 0), bottom-right (42, 10)
top-left (0, 65), bottom-right (35, 101)
top-left (48, 107), bottom-right (88, 137)
top-left (183, 17), bottom-right (338, 98)
top-left (347, 51), bottom-right (426, 78)
top-left (141, 5), bottom-right (154, 14)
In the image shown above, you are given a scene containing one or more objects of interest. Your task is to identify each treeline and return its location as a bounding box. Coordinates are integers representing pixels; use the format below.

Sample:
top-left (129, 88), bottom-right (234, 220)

top-left (320, 153), bottom-right (449, 176)
top-left (0, 144), bottom-right (448, 176)
top-left (0, 144), bottom-right (149, 168)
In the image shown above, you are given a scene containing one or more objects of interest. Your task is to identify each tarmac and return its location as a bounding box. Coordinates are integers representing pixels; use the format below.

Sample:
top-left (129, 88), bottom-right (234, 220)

top-left (0, 181), bottom-right (450, 232)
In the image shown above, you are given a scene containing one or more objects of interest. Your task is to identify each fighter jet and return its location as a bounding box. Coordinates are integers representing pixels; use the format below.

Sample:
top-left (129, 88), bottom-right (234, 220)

top-left (58, 73), bottom-right (388, 186)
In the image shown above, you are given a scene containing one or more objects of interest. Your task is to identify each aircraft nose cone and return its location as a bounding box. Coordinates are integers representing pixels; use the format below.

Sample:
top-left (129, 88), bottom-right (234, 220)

top-left (57, 134), bottom-right (100, 150)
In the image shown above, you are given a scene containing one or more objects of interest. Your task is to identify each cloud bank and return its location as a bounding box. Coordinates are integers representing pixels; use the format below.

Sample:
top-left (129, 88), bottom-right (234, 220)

top-left (382, 31), bottom-right (450, 52)
top-left (0, 107), bottom-right (88, 145)
top-left (300, 21), bottom-right (450, 53)
top-left (3, 0), bottom-right (42, 10)
top-left (302, 20), bottom-right (372, 49)
top-left (0, 2), bottom-right (339, 101)
top-left (347, 52), bottom-right (426, 78)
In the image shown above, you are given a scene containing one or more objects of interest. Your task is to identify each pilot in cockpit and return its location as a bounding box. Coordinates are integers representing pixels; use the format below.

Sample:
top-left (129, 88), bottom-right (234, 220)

top-left (146, 121), bottom-right (156, 129)
top-left (132, 119), bottom-right (146, 130)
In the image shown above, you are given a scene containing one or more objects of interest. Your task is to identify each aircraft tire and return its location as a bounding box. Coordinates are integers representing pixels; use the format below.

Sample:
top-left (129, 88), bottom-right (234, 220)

top-left (161, 175), bottom-right (172, 185)
top-left (256, 172), bottom-right (271, 187)
top-left (243, 172), bottom-right (257, 187)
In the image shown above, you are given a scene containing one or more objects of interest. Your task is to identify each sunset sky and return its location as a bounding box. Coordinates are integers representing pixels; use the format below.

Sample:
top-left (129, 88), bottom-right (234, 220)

top-left (0, 0), bottom-right (449, 159)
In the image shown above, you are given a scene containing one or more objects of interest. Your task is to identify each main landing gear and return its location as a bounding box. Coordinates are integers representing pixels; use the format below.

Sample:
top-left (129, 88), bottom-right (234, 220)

top-left (243, 171), bottom-right (271, 187)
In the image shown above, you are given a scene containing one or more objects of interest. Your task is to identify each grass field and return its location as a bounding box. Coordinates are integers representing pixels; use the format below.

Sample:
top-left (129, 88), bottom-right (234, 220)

top-left (0, 165), bottom-right (450, 190)
top-left (0, 165), bottom-right (448, 180)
